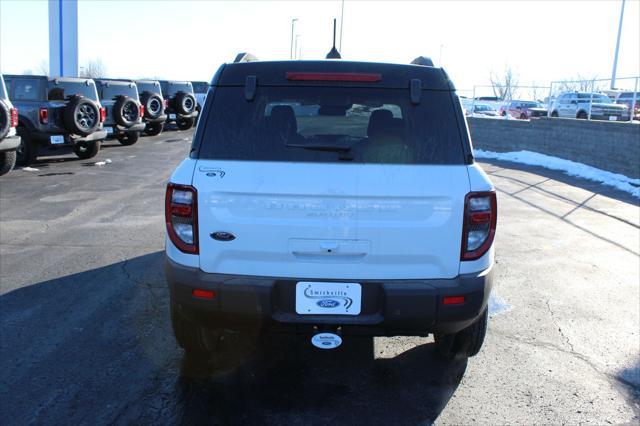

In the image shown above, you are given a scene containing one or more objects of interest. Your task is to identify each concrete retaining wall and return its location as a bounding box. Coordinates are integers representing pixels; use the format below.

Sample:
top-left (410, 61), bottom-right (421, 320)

top-left (466, 117), bottom-right (640, 179)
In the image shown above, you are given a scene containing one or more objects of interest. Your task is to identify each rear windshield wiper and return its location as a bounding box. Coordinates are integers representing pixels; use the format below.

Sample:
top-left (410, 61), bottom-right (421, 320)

top-left (285, 143), bottom-right (351, 153)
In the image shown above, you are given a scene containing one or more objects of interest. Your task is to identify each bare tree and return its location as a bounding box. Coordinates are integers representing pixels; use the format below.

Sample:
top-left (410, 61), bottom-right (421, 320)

top-left (489, 67), bottom-right (518, 101)
top-left (555, 74), bottom-right (602, 94)
top-left (80, 58), bottom-right (107, 79)
top-left (35, 60), bottom-right (49, 76)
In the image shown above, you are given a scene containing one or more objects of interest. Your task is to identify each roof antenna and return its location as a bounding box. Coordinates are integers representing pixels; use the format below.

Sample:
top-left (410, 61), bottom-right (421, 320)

top-left (326, 18), bottom-right (342, 59)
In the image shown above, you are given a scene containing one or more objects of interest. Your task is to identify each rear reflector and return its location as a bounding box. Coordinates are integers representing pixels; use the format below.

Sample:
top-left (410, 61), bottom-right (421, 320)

top-left (443, 296), bottom-right (465, 305)
top-left (99, 107), bottom-right (106, 123)
top-left (139, 104), bottom-right (145, 119)
top-left (192, 289), bottom-right (215, 299)
top-left (285, 72), bottom-right (382, 82)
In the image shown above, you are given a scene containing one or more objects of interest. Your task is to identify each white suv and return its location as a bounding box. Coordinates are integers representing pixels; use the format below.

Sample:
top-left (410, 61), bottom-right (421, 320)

top-left (550, 91), bottom-right (629, 121)
top-left (165, 58), bottom-right (497, 362)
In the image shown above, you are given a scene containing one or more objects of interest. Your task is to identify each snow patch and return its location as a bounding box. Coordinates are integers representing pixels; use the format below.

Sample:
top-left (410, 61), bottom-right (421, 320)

top-left (94, 159), bottom-right (112, 167)
top-left (22, 167), bottom-right (39, 172)
top-left (474, 149), bottom-right (640, 198)
top-left (488, 293), bottom-right (512, 317)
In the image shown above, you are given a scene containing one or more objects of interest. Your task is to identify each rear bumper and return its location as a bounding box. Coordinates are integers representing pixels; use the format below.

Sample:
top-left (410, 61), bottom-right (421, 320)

top-left (166, 257), bottom-right (493, 336)
top-left (0, 134), bottom-right (21, 152)
top-left (106, 122), bottom-right (146, 136)
top-left (164, 111), bottom-right (198, 122)
top-left (29, 129), bottom-right (107, 146)
top-left (144, 114), bottom-right (167, 124)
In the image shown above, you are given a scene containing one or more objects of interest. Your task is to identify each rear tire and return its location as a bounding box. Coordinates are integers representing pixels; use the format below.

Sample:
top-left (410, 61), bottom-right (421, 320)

top-left (551, 111), bottom-right (559, 117)
top-left (117, 131), bottom-right (140, 146)
top-left (144, 122), bottom-right (164, 136)
top-left (171, 300), bottom-right (215, 362)
top-left (0, 151), bottom-right (16, 176)
top-left (73, 140), bottom-right (101, 160)
top-left (576, 111), bottom-right (588, 119)
top-left (176, 117), bottom-right (194, 131)
top-left (16, 134), bottom-right (38, 166)
top-left (434, 308), bottom-right (488, 359)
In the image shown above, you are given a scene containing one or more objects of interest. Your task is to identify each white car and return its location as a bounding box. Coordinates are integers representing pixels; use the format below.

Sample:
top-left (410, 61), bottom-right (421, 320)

top-left (549, 92), bottom-right (629, 121)
top-left (165, 57), bottom-right (497, 362)
top-left (191, 81), bottom-right (208, 117)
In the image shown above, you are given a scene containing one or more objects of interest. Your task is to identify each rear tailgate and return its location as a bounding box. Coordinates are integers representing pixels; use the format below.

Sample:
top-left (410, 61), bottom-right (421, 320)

top-left (194, 161), bottom-right (468, 280)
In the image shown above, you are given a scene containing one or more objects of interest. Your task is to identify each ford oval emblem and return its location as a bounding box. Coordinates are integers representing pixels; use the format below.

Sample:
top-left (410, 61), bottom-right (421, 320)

top-left (210, 231), bottom-right (236, 242)
top-left (317, 299), bottom-right (340, 308)
top-left (311, 333), bottom-right (342, 350)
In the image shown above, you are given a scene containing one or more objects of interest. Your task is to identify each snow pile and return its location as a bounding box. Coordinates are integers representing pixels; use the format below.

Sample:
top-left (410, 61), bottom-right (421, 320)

top-left (474, 149), bottom-right (640, 198)
top-left (94, 159), bottom-right (112, 166)
top-left (22, 167), bottom-right (39, 172)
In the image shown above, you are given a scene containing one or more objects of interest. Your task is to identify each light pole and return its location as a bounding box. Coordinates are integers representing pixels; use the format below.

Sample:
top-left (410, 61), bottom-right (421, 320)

top-left (339, 0), bottom-right (345, 52)
top-left (611, 0), bottom-right (626, 89)
top-left (294, 35), bottom-right (301, 59)
top-left (290, 18), bottom-right (298, 60)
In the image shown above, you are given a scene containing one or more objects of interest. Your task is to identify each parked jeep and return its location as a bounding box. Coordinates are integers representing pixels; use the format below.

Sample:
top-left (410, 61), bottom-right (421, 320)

top-left (95, 79), bottom-right (145, 145)
top-left (4, 75), bottom-right (106, 165)
top-left (165, 56), bottom-right (496, 363)
top-left (159, 80), bottom-right (198, 130)
top-left (549, 92), bottom-right (630, 121)
top-left (135, 80), bottom-right (167, 136)
top-left (192, 81), bottom-right (208, 117)
top-left (0, 74), bottom-right (20, 176)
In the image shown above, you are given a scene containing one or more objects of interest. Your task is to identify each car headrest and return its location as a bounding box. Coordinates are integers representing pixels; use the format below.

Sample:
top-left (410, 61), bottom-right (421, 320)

top-left (268, 105), bottom-right (297, 134)
top-left (367, 109), bottom-right (394, 138)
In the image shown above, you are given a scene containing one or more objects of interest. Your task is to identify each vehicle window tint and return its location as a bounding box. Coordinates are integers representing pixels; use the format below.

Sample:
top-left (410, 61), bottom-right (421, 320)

top-left (12, 78), bottom-right (40, 101)
top-left (48, 82), bottom-right (98, 101)
top-left (99, 84), bottom-right (138, 100)
top-left (192, 82), bottom-right (209, 93)
top-left (165, 82), bottom-right (193, 96)
top-left (137, 82), bottom-right (160, 94)
top-left (198, 86), bottom-right (465, 165)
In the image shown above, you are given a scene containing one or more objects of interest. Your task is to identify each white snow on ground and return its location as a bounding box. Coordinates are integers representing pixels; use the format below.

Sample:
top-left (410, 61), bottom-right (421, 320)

top-left (474, 149), bottom-right (640, 198)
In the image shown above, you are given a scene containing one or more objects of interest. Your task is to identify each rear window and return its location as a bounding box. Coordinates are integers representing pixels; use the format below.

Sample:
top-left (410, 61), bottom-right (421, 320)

top-left (9, 77), bottom-right (41, 101)
top-left (192, 82), bottom-right (209, 93)
top-left (0, 78), bottom-right (7, 100)
top-left (98, 83), bottom-right (138, 100)
top-left (137, 82), bottom-right (161, 94)
top-left (161, 81), bottom-right (193, 97)
top-left (47, 81), bottom-right (98, 101)
top-left (197, 86), bottom-right (465, 165)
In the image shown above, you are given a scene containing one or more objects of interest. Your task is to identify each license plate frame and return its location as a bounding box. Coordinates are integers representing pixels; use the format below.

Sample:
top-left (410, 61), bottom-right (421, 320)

top-left (609, 116), bottom-right (618, 121)
top-left (295, 281), bottom-right (361, 315)
top-left (104, 127), bottom-right (113, 134)
top-left (169, 114), bottom-right (176, 120)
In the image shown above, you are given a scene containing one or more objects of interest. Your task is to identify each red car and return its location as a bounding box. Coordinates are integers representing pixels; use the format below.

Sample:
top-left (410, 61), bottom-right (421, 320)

top-left (499, 100), bottom-right (543, 119)
top-left (615, 92), bottom-right (639, 120)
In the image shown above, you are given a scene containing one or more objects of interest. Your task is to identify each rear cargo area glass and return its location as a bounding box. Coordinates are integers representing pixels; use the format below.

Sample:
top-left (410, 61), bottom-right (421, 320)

top-left (198, 87), bottom-right (465, 164)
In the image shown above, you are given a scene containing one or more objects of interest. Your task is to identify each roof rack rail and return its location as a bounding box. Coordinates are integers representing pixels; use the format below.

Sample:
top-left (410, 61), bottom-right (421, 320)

top-left (411, 56), bottom-right (434, 67)
top-left (234, 52), bottom-right (258, 63)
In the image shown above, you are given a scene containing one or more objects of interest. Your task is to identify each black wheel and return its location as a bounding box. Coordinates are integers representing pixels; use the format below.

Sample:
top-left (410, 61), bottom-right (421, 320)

top-left (519, 113), bottom-right (527, 120)
top-left (140, 93), bottom-right (164, 120)
top-left (501, 111), bottom-right (507, 117)
top-left (434, 308), bottom-right (488, 360)
top-left (73, 140), bottom-right (101, 160)
top-left (551, 111), bottom-right (559, 117)
top-left (117, 131), bottom-right (140, 146)
top-left (176, 117), bottom-right (194, 131)
top-left (144, 122), bottom-right (164, 136)
top-left (112, 96), bottom-right (140, 128)
top-left (576, 111), bottom-right (588, 119)
top-left (0, 150), bottom-right (16, 176)
top-left (0, 100), bottom-right (10, 140)
top-left (16, 134), bottom-right (38, 166)
top-left (173, 92), bottom-right (196, 115)
top-left (63, 96), bottom-right (100, 136)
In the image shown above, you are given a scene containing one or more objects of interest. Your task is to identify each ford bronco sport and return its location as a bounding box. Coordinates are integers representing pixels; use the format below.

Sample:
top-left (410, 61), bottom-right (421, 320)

top-left (4, 75), bottom-right (106, 165)
top-left (159, 80), bottom-right (198, 131)
top-left (0, 74), bottom-right (20, 176)
top-left (95, 79), bottom-right (146, 145)
top-left (165, 58), bottom-right (497, 362)
top-left (135, 80), bottom-right (167, 136)
top-left (550, 92), bottom-right (629, 121)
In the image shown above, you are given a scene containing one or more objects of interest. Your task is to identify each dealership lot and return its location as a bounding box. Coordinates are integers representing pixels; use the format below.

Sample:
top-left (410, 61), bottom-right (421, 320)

top-left (0, 130), bottom-right (638, 424)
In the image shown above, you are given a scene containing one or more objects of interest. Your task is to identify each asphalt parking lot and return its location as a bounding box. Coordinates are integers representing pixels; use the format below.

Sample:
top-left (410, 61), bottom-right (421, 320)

top-left (0, 129), bottom-right (638, 425)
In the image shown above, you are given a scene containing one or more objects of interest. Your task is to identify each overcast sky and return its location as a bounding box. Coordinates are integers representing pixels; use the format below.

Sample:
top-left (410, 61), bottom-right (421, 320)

top-left (1, 0), bottom-right (639, 95)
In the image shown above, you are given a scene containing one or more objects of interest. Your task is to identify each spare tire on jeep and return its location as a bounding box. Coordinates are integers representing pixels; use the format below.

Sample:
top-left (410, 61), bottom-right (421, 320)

top-left (112, 96), bottom-right (139, 128)
top-left (63, 95), bottom-right (100, 136)
top-left (173, 92), bottom-right (196, 115)
top-left (0, 99), bottom-right (11, 140)
top-left (140, 92), bottom-right (163, 120)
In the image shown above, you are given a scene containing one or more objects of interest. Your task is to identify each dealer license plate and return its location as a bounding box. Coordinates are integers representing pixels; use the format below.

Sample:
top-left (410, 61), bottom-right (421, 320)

top-left (609, 116), bottom-right (618, 121)
top-left (104, 127), bottom-right (113, 134)
top-left (296, 282), bottom-right (361, 315)
top-left (50, 135), bottom-right (64, 144)
top-left (169, 114), bottom-right (176, 120)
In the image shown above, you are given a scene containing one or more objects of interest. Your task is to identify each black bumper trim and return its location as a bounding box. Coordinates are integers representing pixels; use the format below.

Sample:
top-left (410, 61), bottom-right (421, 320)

top-left (165, 256), bottom-right (493, 336)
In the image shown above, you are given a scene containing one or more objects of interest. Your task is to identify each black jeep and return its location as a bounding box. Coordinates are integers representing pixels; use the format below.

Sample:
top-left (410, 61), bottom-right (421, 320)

top-left (4, 75), bottom-right (107, 165)
top-left (159, 80), bottom-right (198, 130)
top-left (135, 80), bottom-right (167, 136)
top-left (95, 79), bottom-right (145, 145)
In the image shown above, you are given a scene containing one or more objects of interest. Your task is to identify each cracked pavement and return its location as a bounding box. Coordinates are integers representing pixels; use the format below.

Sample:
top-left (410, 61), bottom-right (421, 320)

top-left (1, 129), bottom-right (638, 424)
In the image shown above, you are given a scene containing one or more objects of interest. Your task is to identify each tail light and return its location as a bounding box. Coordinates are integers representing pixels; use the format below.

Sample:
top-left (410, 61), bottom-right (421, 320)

top-left (461, 191), bottom-right (497, 261)
top-left (165, 183), bottom-right (198, 254)
top-left (9, 108), bottom-right (18, 127)
top-left (99, 107), bottom-right (106, 123)
top-left (139, 104), bottom-right (145, 118)
top-left (39, 108), bottom-right (48, 124)
top-left (163, 99), bottom-right (169, 109)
